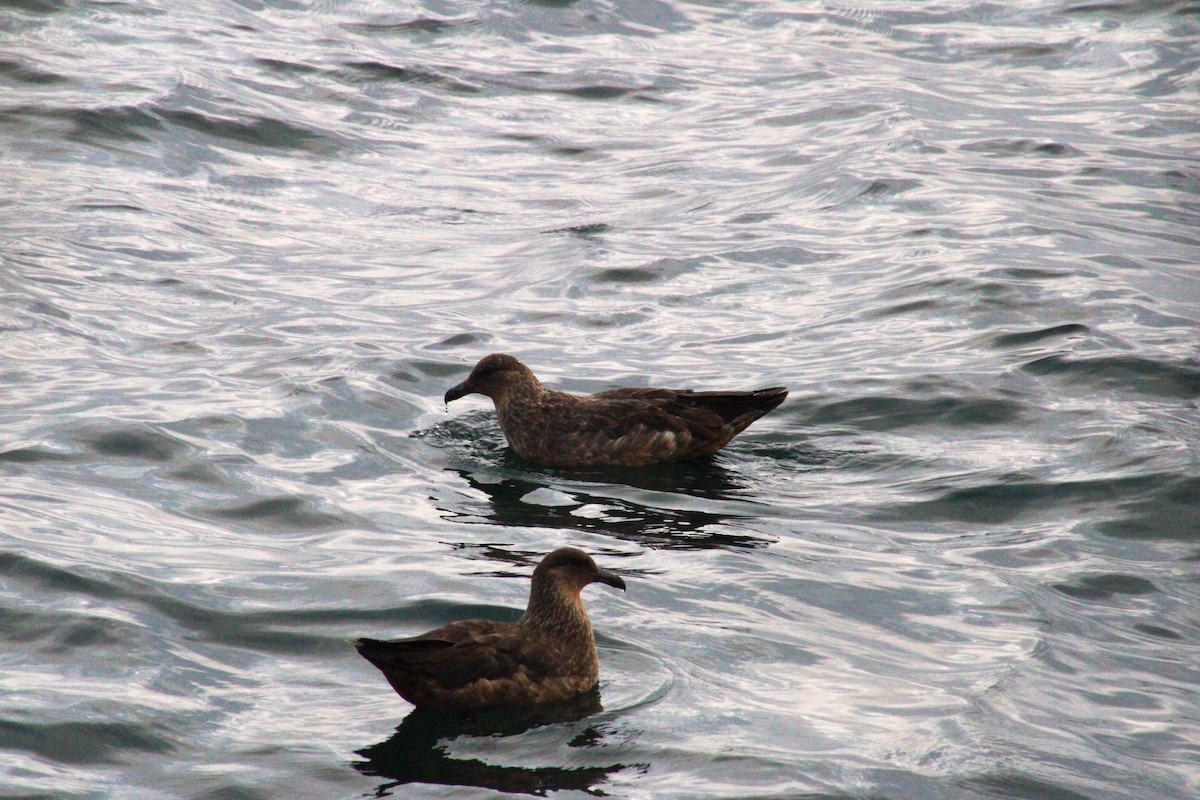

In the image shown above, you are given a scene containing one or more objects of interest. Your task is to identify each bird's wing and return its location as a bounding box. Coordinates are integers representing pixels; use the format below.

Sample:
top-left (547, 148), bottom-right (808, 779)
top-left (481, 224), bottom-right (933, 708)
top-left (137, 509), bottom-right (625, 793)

top-left (354, 620), bottom-right (552, 690)
top-left (595, 386), bottom-right (787, 424)
top-left (583, 390), bottom-right (726, 454)
top-left (591, 387), bottom-right (684, 402)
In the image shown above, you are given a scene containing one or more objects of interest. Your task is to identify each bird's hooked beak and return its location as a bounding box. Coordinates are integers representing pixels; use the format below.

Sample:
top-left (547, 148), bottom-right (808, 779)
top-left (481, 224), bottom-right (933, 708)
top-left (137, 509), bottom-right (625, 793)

top-left (594, 567), bottom-right (626, 592)
top-left (444, 379), bottom-right (472, 404)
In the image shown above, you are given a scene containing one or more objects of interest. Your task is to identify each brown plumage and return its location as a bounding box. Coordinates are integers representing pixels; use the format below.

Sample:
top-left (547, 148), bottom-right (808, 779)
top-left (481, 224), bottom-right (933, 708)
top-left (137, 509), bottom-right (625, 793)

top-left (352, 548), bottom-right (626, 710)
top-left (443, 353), bottom-right (788, 467)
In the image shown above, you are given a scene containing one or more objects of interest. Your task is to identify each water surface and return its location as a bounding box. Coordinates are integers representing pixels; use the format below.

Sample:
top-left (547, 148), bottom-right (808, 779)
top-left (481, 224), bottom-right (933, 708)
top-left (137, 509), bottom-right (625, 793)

top-left (2, 1), bottom-right (1198, 798)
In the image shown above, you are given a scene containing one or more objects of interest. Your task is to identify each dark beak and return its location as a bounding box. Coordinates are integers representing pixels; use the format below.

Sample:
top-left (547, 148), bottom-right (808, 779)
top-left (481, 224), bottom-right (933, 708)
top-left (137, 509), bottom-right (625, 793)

top-left (594, 567), bottom-right (626, 592)
top-left (444, 380), bottom-right (472, 403)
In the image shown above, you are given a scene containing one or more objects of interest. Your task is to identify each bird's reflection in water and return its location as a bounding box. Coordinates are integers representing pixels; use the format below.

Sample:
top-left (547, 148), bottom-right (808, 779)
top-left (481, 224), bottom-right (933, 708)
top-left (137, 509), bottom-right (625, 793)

top-left (438, 464), bottom-right (771, 551)
top-left (352, 689), bottom-right (637, 797)
top-left (418, 413), bottom-right (777, 549)
top-left (496, 447), bottom-right (753, 501)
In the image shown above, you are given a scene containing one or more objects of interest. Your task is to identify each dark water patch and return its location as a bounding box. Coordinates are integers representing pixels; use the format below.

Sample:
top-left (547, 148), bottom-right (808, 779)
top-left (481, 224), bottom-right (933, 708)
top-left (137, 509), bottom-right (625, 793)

top-left (65, 105), bottom-right (162, 145)
top-left (429, 332), bottom-right (488, 349)
top-left (87, 243), bottom-right (196, 264)
top-left (879, 474), bottom-right (1165, 525)
top-left (0, 552), bottom-right (159, 620)
top-left (724, 244), bottom-right (824, 267)
top-left (1080, 687), bottom-right (1164, 710)
top-left (1062, 1), bottom-right (1185, 19)
top-left (252, 57), bottom-right (322, 76)
top-left (411, 360), bottom-right (478, 389)
top-left (1074, 215), bottom-right (1200, 248)
top-left (1107, 301), bottom-right (1198, 333)
top-left (0, 720), bottom-right (175, 765)
top-left (1134, 623), bottom-right (1183, 640)
top-left (729, 212), bottom-right (774, 224)
top-left (1022, 354), bottom-right (1200, 398)
top-left (196, 495), bottom-right (347, 532)
top-left (74, 424), bottom-right (189, 463)
top-left (961, 139), bottom-right (1084, 158)
top-left (991, 324), bottom-right (1089, 349)
top-left (994, 266), bottom-right (1076, 281)
top-left (580, 310), bottom-right (654, 328)
top-left (699, 329), bottom-right (790, 347)
top-left (158, 109), bottom-right (334, 154)
top-left (0, 552), bottom-right (394, 656)
top-left (547, 143), bottom-right (602, 160)
top-left (961, 772), bottom-right (1095, 800)
top-left (553, 83), bottom-right (640, 101)
top-left (340, 61), bottom-right (481, 94)
top-left (1088, 253), bottom-right (1145, 271)
top-left (759, 103), bottom-right (886, 128)
top-left (73, 201), bottom-right (146, 214)
top-left (589, 267), bottom-right (660, 285)
top-left (201, 623), bottom-right (344, 655)
top-left (165, 460), bottom-right (238, 488)
top-left (0, 606), bottom-right (140, 651)
top-left (776, 574), bottom-right (966, 643)
top-left (0, 551), bottom-right (127, 600)
top-left (734, 433), bottom-right (841, 469)
top-left (967, 42), bottom-right (1068, 60)
top-left (208, 171), bottom-right (290, 194)
top-left (23, 296), bottom-right (71, 321)
top-left (342, 16), bottom-right (473, 37)
top-left (212, 332), bottom-right (281, 350)
top-left (532, 0), bottom-right (690, 35)
top-left (1081, 164), bottom-right (1200, 194)
top-left (810, 395), bottom-right (1023, 431)
top-left (499, 131), bottom-right (541, 144)
top-left (1052, 573), bottom-right (1158, 600)
top-left (868, 297), bottom-right (945, 317)
top-left (143, 338), bottom-right (209, 356)
top-left (0, 58), bottom-right (68, 85)
top-left (384, 366), bottom-right (423, 387)
top-left (1158, 169), bottom-right (1200, 194)
top-left (1075, 165), bottom-right (1200, 203)
top-left (857, 178), bottom-right (921, 199)
top-left (1096, 475), bottom-right (1200, 541)
top-left (545, 222), bottom-right (611, 237)
top-left (1, 0), bottom-right (68, 13)
top-left (0, 445), bottom-right (80, 464)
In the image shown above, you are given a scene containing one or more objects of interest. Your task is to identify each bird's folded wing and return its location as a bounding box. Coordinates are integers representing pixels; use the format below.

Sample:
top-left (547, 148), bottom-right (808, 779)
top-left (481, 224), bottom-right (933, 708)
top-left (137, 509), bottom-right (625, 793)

top-left (355, 623), bottom-right (555, 690)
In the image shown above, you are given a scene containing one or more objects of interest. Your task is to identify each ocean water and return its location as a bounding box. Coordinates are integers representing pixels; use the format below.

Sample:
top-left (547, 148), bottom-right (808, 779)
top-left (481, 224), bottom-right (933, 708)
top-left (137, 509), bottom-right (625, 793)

top-left (2, 0), bottom-right (1199, 798)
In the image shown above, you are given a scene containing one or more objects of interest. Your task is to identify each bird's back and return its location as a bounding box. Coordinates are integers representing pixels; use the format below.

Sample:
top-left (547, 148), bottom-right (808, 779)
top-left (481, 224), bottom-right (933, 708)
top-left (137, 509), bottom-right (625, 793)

top-left (529, 385), bottom-right (789, 465)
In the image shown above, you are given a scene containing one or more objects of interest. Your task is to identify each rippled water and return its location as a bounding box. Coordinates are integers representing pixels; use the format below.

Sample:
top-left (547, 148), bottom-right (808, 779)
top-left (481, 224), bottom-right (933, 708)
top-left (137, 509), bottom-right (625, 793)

top-left (3, 0), bottom-right (1199, 798)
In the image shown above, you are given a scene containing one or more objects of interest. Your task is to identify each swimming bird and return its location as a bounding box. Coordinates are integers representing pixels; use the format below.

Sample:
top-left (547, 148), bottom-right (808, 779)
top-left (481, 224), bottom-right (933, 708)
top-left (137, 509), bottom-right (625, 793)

top-left (353, 547), bottom-right (626, 710)
top-left (443, 353), bottom-right (788, 467)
